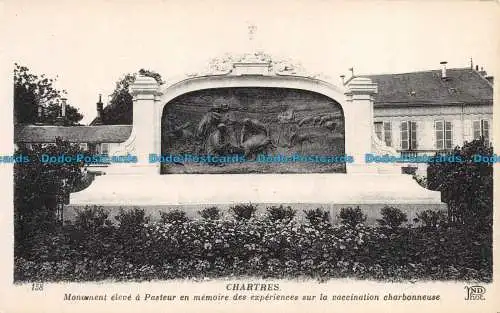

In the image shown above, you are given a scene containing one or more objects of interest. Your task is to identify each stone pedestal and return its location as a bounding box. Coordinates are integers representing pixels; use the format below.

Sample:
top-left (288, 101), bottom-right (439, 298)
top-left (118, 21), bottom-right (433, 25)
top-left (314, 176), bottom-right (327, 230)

top-left (128, 75), bottom-right (162, 174)
top-left (344, 77), bottom-right (378, 173)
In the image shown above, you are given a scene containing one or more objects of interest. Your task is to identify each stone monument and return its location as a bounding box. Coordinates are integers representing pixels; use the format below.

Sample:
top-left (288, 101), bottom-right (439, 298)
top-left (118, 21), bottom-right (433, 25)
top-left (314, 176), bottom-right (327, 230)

top-left (69, 52), bottom-right (445, 220)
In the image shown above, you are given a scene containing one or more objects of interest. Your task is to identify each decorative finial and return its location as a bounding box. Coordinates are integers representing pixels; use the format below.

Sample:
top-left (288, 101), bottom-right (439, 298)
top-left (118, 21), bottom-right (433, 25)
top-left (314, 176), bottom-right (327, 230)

top-left (248, 23), bottom-right (257, 41)
top-left (348, 67), bottom-right (354, 77)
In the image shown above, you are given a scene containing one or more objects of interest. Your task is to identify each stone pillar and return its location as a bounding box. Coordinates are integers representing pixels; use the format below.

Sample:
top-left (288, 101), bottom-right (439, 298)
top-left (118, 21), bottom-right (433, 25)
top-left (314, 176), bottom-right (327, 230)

top-left (129, 75), bottom-right (162, 174)
top-left (344, 77), bottom-right (378, 173)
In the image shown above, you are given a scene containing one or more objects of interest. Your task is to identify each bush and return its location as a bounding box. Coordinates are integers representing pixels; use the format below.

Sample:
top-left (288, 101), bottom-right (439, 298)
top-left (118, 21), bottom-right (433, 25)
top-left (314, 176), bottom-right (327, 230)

top-left (304, 208), bottom-right (330, 226)
top-left (115, 208), bottom-right (150, 231)
top-left (377, 206), bottom-right (407, 229)
top-left (13, 209), bottom-right (492, 282)
top-left (415, 209), bottom-right (447, 228)
top-left (198, 206), bottom-right (222, 220)
top-left (338, 206), bottom-right (366, 227)
top-left (160, 209), bottom-right (190, 224)
top-left (266, 205), bottom-right (296, 222)
top-left (229, 203), bottom-right (257, 221)
top-left (73, 205), bottom-right (111, 232)
top-left (427, 139), bottom-right (492, 227)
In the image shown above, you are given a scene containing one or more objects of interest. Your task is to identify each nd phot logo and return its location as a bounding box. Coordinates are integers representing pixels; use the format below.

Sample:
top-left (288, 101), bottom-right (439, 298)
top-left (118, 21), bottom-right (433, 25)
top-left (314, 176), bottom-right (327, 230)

top-left (464, 285), bottom-right (486, 301)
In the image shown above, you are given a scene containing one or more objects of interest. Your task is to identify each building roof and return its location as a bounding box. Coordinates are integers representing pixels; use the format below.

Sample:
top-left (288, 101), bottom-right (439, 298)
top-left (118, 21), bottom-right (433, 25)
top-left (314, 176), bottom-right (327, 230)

top-left (14, 125), bottom-right (132, 143)
top-left (364, 68), bottom-right (493, 106)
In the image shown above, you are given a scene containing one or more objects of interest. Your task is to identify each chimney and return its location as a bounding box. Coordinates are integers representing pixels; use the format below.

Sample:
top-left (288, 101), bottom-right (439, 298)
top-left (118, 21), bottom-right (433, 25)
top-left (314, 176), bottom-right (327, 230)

top-left (340, 74), bottom-right (345, 85)
top-left (440, 61), bottom-right (448, 79)
top-left (96, 94), bottom-right (103, 118)
top-left (61, 98), bottom-right (67, 117)
top-left (479, 66), bottom-right (487, 77)
top-left (93, 94), bottom-right (104, 125)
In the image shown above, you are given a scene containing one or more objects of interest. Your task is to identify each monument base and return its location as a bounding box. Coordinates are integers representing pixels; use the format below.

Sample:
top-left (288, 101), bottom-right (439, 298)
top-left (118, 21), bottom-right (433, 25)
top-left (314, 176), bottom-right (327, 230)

top-left (67, 173), bottom-right (446, 224)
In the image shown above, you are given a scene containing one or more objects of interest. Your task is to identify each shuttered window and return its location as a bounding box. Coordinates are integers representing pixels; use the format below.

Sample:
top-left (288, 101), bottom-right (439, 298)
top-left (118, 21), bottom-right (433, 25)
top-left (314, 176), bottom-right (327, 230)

top-left (435, 120), bottom-right (453, 150)
top-left (384, 122), bottom-right (392, 147)
top-left (473, 119), bottom-right (489, 142)
top-left (400, 121), bottom-right (417, 150)
top-left (375, 122), bottom-right (383, 141)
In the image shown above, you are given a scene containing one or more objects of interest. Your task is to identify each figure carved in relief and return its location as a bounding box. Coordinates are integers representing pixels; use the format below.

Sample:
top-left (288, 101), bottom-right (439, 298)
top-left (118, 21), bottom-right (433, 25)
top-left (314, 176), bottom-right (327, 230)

top-left (240, 118), bottom-right (274, 159)
top-left (197, 103), bottom-right (242, 157)
top-left (277, 108), bottom-right (295, 147)
top-left (205, 123), bottom-right (232, 156)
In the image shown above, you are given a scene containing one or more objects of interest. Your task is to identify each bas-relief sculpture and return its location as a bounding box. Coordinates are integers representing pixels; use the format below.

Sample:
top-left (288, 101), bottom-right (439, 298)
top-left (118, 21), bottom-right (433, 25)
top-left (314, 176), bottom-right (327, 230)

top-left (161, 87), bottom-right (345, 174)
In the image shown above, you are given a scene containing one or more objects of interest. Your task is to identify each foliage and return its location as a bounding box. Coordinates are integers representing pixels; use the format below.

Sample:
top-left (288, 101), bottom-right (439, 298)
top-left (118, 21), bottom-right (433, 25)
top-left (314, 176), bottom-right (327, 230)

top-left (160, 209), bottom-right (190, 224)
top-left (102, 69), bottom-right (164, 125)
top-left (14, 139), bottom-right (86, 257)
top-left (427, 139), bottom-right (493, 228)
top-left (73, 205), bottom-right (112, 232)
top-left (229, 203), bottom-right (257, 221)
top-left (198, 206), bottom-right (222, 220)
top-left (414, 210), bottom-right (448, 228)
top-left (304, 208), bottom-right (330, 226)
top-left (14, 63), bottom-right (83, 125)
top-left (14, 206), bottom-right (492, 282)
top-left (266, 205), bottom-right (296, 223)
top-left (377, 206), bottom-right (407, 229)
top-left (338, 206), bottom-right (366, 227)
top-left (115, 208), bottom-right (150, 231)
top-left (413, 174), bottom-right (427, 188)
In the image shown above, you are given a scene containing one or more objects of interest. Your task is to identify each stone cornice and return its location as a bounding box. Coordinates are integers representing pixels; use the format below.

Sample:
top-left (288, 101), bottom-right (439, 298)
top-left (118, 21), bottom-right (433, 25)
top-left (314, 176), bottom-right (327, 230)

top-left (344, 77), bottom-right (378, 96)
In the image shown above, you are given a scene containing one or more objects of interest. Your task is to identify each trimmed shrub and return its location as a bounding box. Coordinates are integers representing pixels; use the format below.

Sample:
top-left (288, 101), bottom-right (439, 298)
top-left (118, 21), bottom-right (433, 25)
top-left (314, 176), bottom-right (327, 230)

top-left (377, 206), bottom-right (407, 229)
top-left (427, 139), bottom-right (492, 227)
top-left (160, 209), bottom-right (190, 224)
top-left (304, 208), bottom-right (330, 226)
top-left (198, 206), bottom-right (222, 220)
top-left (266, 205), bottom-right (296, 222)
top-left (338, 206), bottom-right (366, 227)
top-left (115, 208), bottom-right (150, 230)
top-left (73, 205), bottom-right (111, 232)
top-left (229, 203), bottom-right (257, 221)
top-left (415, 209), bottom-right (447, 228)
top-left (13, 212), bottom-right (492, 282)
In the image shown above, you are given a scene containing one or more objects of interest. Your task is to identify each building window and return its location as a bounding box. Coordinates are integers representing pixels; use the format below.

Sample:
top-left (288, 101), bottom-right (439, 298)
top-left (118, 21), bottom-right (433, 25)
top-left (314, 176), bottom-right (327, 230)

top-left (101, 143), bottom-right (109, 155)
top-left (79, 143), bottom-right (88, 151)
top-left (435, 120), bottom-right (453, 150)
top-left (375, 122), bottom-right (383, 141)
top-left (383, 122), bottom-right (392, 147)
top-left (400, 121), bottom-right (417, 150)
top-left (374, 121), bottom-right (392, 147)
top-left (88, 143), bottom-right (97, 154)
top-left (473, 120), bottom-right (489, 142)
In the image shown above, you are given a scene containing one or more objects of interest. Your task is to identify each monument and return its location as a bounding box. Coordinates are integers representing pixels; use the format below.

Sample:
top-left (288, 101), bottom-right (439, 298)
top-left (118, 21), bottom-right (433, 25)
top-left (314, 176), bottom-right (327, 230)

top-left (68, 51), bottom-right (445, 220)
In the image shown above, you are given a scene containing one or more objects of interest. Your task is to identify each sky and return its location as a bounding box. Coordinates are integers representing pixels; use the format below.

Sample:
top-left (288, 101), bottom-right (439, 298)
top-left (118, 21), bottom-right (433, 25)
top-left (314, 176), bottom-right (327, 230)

top-left (1, 0), bottom-right (499, 124)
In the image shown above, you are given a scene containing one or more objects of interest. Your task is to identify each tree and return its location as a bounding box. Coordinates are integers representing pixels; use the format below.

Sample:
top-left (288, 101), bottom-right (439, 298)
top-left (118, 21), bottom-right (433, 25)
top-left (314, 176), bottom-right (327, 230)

top-left (427, 139), bottom-right (493, 227)
top-left (14, 63), bottom-right (84, 125)
top-left (14, 138), bottom-right (88, 255)
top-left (102, 69), bottom-right (164, 125)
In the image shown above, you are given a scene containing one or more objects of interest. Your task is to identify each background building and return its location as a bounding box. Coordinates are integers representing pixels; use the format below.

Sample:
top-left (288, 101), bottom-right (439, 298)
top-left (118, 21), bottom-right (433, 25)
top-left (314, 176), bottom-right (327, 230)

top-left (367, 62), bottom-right (493, 175)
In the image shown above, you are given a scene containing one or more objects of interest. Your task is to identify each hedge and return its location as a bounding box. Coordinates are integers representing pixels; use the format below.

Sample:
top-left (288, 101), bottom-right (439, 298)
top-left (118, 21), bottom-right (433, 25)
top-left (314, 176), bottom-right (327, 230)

top-left (14, 206), bottom-right (492, 282)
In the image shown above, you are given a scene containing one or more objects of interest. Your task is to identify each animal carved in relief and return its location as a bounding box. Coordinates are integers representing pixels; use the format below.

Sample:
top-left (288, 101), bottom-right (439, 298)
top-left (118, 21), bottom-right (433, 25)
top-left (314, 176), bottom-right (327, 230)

top-left (240, 118), bottom-right (275, 159)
